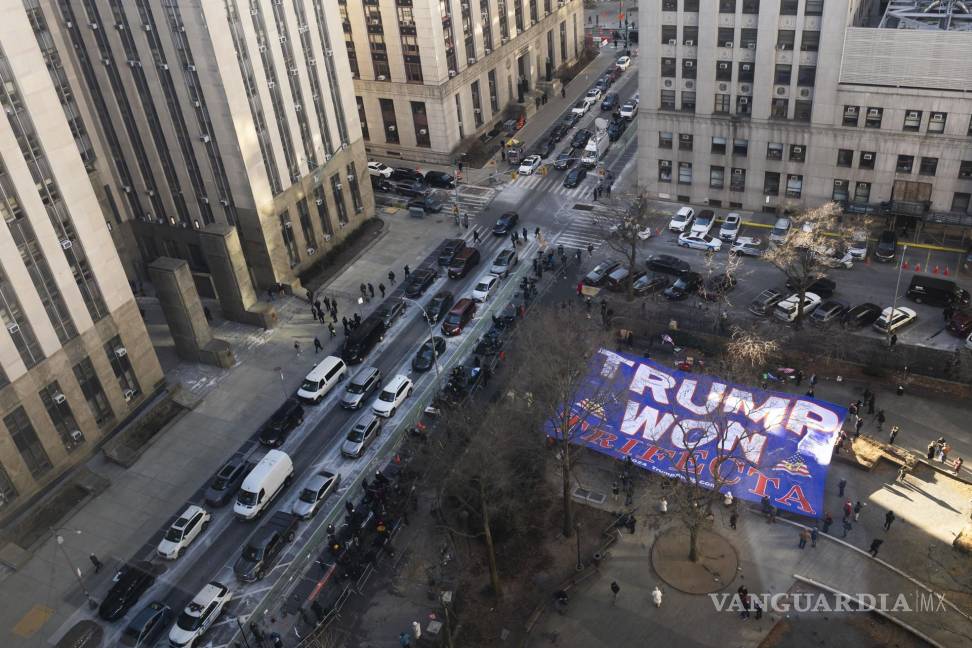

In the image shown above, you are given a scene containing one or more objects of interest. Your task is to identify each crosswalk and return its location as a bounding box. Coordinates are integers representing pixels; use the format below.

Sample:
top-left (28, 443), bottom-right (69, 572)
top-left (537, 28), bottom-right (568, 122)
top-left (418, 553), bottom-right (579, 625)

top-left (551, 203), bottom-right (618, 252)
top-left (504, 170), bottom-right (601, 199)
top-left (432, 184), bottom-right (498, 215)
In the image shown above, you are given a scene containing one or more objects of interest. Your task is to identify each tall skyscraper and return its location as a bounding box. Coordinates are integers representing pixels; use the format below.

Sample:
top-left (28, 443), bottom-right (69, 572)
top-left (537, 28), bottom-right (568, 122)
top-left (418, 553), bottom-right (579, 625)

top-left (0, 5), bottom-right (163, 511)
top-left (638, 0), bottom-right (972, 220)
top-left (346, 0), bottom-right (586, 163)
top-left (29, 0), bottom-right (375, 301)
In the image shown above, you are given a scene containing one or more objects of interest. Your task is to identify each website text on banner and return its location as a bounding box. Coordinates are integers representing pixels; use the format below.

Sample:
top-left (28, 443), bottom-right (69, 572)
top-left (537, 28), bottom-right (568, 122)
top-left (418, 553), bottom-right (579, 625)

top-left (547, 351), bottom-right (847, 518)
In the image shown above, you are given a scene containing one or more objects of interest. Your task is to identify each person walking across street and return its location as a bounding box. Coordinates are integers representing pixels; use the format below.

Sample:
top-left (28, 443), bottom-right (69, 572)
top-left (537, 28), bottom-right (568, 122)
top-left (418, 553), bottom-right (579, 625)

top-left (388, 270), bottom-right (396, 285)
top-left (652, 586), bottom-right (663, 608)
top-left (89, 554), bottom-right (103, 573)
top-left (884, 510), bottom-right (895, 531)
top-left (313, 337), bottom-right (323, 353)
top-left (798, 528), bottom-right (810, 549)
top-left (588, 242), bottom-right (594, 257)
top-left (473, 230), bottom-right (480, 244)
top-left (610, 581), bottom-right (620, 605)
top-left (896, 465), bottom-right (907, 482)
top-left (399, 631), bottom-right (412, 647)
top-left (522, 226), bottom-right (528, 240)
top-left (868, 539), bottom-right (883, 557)
top-left (838, 478), bottom-right (847, 497)
top-left (294, 340), bottom-right (301, 357)
top-left (328, 322), bottom-right (336, 338)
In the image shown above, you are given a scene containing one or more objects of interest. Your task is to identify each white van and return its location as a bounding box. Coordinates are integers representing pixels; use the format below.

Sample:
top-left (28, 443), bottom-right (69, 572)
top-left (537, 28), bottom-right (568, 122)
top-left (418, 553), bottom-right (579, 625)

top-left (234, 450), bottom-right (293, 520)
top-left (297, 355), bottom-right (347, 403)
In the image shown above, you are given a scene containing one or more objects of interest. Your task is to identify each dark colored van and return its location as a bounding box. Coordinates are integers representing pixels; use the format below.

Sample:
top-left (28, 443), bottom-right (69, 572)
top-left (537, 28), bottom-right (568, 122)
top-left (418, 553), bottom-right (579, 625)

top-left (905, 275), bottom-right (971, 308)
top-left (874, 230), bottom-right (898, 262)
top-left (259, 398), bottom-right (304, 447)
top-left (341, 316), bottom-right (385, 364)
top-left (438, 239), bottom-right (466, 266)
top-left (442, 298), bottom-right (477, 336)
top-left (120, 601), bottom-right (172, 647)
top-left (448, 248), bottom-right (480, 279)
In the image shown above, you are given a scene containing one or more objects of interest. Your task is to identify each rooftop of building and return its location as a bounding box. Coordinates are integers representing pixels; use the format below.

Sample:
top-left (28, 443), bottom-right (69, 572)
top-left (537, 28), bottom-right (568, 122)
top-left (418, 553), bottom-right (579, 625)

top-left (878, 0), bottom-right (972, 31)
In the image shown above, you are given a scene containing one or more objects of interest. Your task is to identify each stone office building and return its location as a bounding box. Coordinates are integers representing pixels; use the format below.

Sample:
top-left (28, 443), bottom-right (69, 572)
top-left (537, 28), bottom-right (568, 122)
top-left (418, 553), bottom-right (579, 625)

top-left (637, 0), bottom-right (972, 218)
top-left (347, 0), bottom-right (586, 164)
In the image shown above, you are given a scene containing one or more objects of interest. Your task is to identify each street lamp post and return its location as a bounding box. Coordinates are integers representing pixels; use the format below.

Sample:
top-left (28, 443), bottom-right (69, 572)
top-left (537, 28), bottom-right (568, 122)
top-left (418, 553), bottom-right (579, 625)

top-left (272, 366), bottom-right (287, 400)
top-left (52, 527), bottom-right (96, 609)
top-left (889, 244), bottom-right (908, 346)
top-left (401, 297), bottom-right (442, 380)
top-left (574, 522), bottom-right (583, 571)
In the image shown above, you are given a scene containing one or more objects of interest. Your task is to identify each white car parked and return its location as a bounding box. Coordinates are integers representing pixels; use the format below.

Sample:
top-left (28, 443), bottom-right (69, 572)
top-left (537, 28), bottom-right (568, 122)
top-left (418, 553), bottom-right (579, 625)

top-left (769, 217), bottom-right (792, 244)
top-left (168, 582), bottom-right (231, 648)
top-left (873, 307), bottom-right (917, 334)
top-left (157, 505), bottom-right (211, 560)
top-left (471, 274), bottom-right (499, 302)
top-left (367, 161), bottom-right (393, 178)
top-left (291, 470), bottom-right (341, 519)
top-left (571, 100), bottom-right (591, 116)
top-left (518, 155), bottom-right (542, 175)
top-left (773, 292), bottom-right (822, 323)
top-left (690, 210), bottom-right (715, 236)
top-left (719, 212), bottom-right (742, 241)
top-left (615, 55), bottom-right (631, 70)
top-left (730, 236), bottom-right (763, 257)
top-left (585, 88), bottom-right (602, 103)
top-left (372, 375), bottom-right (414, 418)
top-left (677, 233), bottom-right (723, 252)
top-left (668, 206), bottom-right (695, 233)
top-left (619, 100), bottom-right (639, 120)
top-left (848, 231), bottom-right (868, 260)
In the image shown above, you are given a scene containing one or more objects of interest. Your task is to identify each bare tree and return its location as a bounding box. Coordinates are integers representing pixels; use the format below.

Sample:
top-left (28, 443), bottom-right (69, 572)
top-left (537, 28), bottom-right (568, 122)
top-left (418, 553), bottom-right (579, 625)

top-left (507, 307), bottom-right (617, 538)
top-left (762, 202), bottom-right (853, 329)
top-left (601, 192), bottom-right (668, 301)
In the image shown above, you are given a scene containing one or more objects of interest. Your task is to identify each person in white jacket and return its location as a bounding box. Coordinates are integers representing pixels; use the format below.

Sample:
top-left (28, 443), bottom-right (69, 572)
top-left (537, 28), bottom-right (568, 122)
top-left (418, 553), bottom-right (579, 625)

top-left (660, 497), bottom-right (668, 513)
top-left (652, 586), bottom-right (663, 607)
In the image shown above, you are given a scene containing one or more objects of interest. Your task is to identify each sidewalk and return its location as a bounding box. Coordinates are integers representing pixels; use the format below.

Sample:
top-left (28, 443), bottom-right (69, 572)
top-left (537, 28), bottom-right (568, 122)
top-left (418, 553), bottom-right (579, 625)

top-left (0, 213), bottom-right (454, 648)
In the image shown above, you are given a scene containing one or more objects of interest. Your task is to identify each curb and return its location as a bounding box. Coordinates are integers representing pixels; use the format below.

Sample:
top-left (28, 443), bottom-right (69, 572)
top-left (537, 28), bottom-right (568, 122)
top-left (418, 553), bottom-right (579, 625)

top-left (793, 574), bottom-right (944, 648)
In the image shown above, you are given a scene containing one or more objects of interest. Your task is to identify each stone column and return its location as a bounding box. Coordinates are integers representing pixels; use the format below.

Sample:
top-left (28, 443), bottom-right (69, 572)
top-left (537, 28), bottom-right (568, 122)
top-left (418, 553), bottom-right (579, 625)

top-left (199, 224), bottom-right (278, 329)
top-left (148, 257), bottom-right (234, 368)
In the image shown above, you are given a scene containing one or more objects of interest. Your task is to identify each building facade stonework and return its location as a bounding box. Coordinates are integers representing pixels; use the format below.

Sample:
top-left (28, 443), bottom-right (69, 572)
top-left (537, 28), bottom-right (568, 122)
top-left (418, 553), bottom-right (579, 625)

top-left (637, 0), bottom-right (972, 216)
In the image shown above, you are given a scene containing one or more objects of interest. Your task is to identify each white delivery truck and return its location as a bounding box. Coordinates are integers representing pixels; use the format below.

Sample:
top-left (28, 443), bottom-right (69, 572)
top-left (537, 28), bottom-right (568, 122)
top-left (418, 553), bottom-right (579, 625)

top-left (581, 118), bottom-right (611, 168)
top-left (234, 449), bottom-right (294, 520)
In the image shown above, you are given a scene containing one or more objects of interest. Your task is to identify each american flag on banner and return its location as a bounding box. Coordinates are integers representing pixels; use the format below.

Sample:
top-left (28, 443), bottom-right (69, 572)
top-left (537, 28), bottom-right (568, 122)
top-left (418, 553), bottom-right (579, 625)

top-left (772, 454), bottom-right (812, 477)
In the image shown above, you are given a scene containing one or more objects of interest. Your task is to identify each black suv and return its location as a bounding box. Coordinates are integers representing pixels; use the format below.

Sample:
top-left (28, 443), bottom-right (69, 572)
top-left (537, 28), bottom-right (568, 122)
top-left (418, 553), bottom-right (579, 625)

top-left (492, 212), bottom-right (520, 235)
top-left (550, 122), bottom-right (570, 142)
top-left (98, 562), bottom-right (157, 621)
top-left (874, 230), bottom-right (897, 262)
top-left (258, 398), bottom-right (304, 447)
top-left (664, 272), bottom-right (703, 300)
top-left (554, 150), bottom-right (575, 170)
top-left (205, 456), bottom-right (254, 507)
top-left (786, 277), bottom-right (836, 298)
top-left (404, 268), bottom-right (439, 298)
top-left (437, 239), bottom-right (466, 266)
top-left (426, 291), bottom-right (454, 323)
top-left (390, 167), bottom-right (425, 184)
top-left (424, 171), bottom-right (455, 188)
top-left (571, 129), bottom-right (593, 149)
top-left (583, 260), bottom-right (622, 287)
top-left (645, 254), bottom-right (691, 276)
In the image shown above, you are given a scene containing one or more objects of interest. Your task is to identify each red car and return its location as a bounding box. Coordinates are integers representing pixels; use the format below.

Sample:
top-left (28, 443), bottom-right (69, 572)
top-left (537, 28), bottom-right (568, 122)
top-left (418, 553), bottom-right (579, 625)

top-left (946, 310), bottom-right (972, 337)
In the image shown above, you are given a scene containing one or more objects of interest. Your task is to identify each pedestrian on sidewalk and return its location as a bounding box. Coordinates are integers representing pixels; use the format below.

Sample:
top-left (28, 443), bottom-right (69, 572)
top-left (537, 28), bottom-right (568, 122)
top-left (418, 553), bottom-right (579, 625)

top-left (610, 581), bottom-right (620, 605)
top-left (322, 295), bottom-right (331, 312)
top-left (89, 553), bottom-right (103, 573)
top-left (612, 481), bottom-right (619, 502)
top-left (388, 270), bottom-right (396, 285)
top-left (927, 441), bottom-right (936, 460)
top-left (876, 410), bottom-right (886, 432)
top-left (941, 442), bottom-right (952, 463)
top-left (360, 283), bottom-right (369, 302)
top-left (729, 511), bottom-right (738, 529)
top-left (522, 226), bottom-right (528, 240)
top-left (328, 322), bottom-right (336, 338)
top-left (867, 392), bottom-right (876, 414)
top-left (379, 283), bottom-right (386, 298)
top-left (403, 264), bottom-right (411, 278)
top-left (354, 312), bottom-right (361, 326)
top-left (399, 631), bottom-right (412, 647)
top-left (822, 512), bottom-right (833, 533)
top-left (838, 478), bottom-right (847, 497)
top-left (798, 528), bottom-right (810, 549)
top-left (806, 387), bottom-right (815, 398)
top-left (535, 226), bottom-right (541, 239)
top-left (811, 526), bottom-right (819, 547)
top-left (954, 457), bottom-right (964, 473)
top-left (884, 510), bottom-right (895, 531)
top-left (853, 501), bottom-right (863, 521)
top-left (753, 599), bottom-right (763, 620)
top-left (294, 340), bottom-right (301, 357)
top-left (843, 499), bottom-right (853, 519)
top-left (868, 539), bottom-right (883, 557)
top-left (888, 424), bottom-right (898, 446)
top-left (854, 417), bottom-right (864, 438)
top-left (842, 519), bottom-right (853, 538)
top-left (809, 373), bottom-right (818, 387)
top-left (367, 283), bottom-right (375, 298)
top-left (313, 337), bottom-right (323, 353)
top-left (652, 586), bottom-right (663, 607)
top-left (896, 465), bottom-right (907, 482)
top-left (561, 86), bottom-right (566, 98)
top-left (660, 497), bottom-right (668, 513)
top-left (740, 594), bottom-right (751, 619)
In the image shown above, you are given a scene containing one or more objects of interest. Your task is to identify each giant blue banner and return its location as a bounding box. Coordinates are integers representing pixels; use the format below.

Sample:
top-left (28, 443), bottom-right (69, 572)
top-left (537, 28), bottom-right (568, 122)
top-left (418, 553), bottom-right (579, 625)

top-left (549, 351), bottom-right (847, 518)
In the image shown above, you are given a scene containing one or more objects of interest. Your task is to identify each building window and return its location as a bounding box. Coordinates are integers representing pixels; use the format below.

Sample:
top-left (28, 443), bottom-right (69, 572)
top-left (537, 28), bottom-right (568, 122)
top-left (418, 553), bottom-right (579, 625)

top-left (684, 0), bottom-right (699, 10)
top-left (801, 31), bottom-right (820, 51)
top-left (679, 134), bottom-right (693, 151)
top-left (682, 59), bottom-right (697, 80)
top-left (560, 21), bottom-right (567, 61)
top-left (683, 26), bottom-right (698, 45)
top-left (279, 211), bottom-right (300, 267)
top-left (663, 0), bottom-right (677, 9)
top-left (951, 193), bottom-right (971, 213)
top-left (777, 30), bottom-right (795, 50)
top-left (718, 28), bottom-right (735, 47)
top-left (296, 198), bottom-right (316, 249)
top-left (797, 66), bottom-right (816, 86)
top-left (411, 101), bottom-right (431, 147)
top-left (719, 0), bottom-right (736, 13)
top-left (39, 381), bottom-right (83, 452)
top-left (0, 265), bottom-right (44, 369)
top-left (733, 139), bottom-right (749, 157)
top-left (919, 157), bottom-right (938, 176)
top-left (766, 142), bottom-right (784, 160)
top-left (785, 174), bottom-right (803, 198)
top-left (455, 93), bottom-right (463, 138)
top-left (789, 144), bottom-right (806, 162)
top-left (832, 179), bottom-right (849, 202)
top-left (379, 98), bottom-right (399, 144)
top-left (968, 116), bottom-right (972, 136)
top-left (843, 105), bottom-right (860, 127)
top-left (660, 90), bottom-right (676, 111)
top-left (959, 160), bottom-right (972, 179)
top-left (716, 61), bottom-right (732, 82)
top-left (714, 94), bottom-right (730, 114)
top-left (775, 64), bottom-right (791, 85)
top-left (678, 162), bottom-right (693, 184)
top-left (780, 0), bottom-right (798, 15)
top-left (662, 25), bottom-right (677, 44)
top-left (738, 62), bottom-right (754, 82)
top-left (314, 185), bottom-right (334, 236)
top-left (837, 149), bottom-right (853, 167)
top-left (331, 174), bottom-right (349, 224)
top-left (794, 100), bottom-right (812, 122)
top-left (740, 28), bottom-right (758, 49)
top-left (658, 160), bottom-right (672, 182)
top-left (896, 155), bottom-right (914, 173)
top-left (347, 163), bottom-right (364, 213)
top-left (806, 0), bottom-right (824, 14)
top-left (865, 107), bottom-right (883, 128)
top-left (710, 166), bottom-right (725, 189)
top-left (103, 335), bottom-right (140, 401)
top-left (736, 95), bottom-right (751, 115)
top-left (659, 132), bottom-right (674, 149)
top-left (771, 98), bottom-right (788, 119)
top-left (928, 112), bottom-right (947, 134)
top-left (764, 172), bottom-right (780, 195)
top-left (730, 168), bottom-right (746, 192)
top-left (470, 81), bottom-right (484, 128)
top-left (860, 151), bottom-right (876, 169)
top-left (0, 464), bottom-right (17, 505)
top-left (4, 407), bottom-right (51, 479)
top-left (854, 182), bottom-right (871, 203)
top-left (711, 136), bottom-right (727, 154)
top-left (356, 97), bottom-right (369, 141)
top-left (681, 91), bottom-right (696, 113)
top-left (903, 110), bottom-right (922, 132)
top-left (661, 58), bottom-right (676, 78)
top-left (742, 0), bottom-right (760, 12)
top-left (488, 70), bottom-right (499, 113)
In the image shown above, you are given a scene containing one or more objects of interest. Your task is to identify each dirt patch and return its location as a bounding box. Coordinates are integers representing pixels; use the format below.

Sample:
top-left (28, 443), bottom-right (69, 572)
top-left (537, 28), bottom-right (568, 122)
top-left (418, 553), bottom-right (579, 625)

top-left (297, 217), bottom-right (385, 292)
top-left (650, 527), bottom-right (739, 594)
top-left (557, 48), bottom-right (599, 85)
top-left (4, 482), bottom-right (90, 550)
top-left (103, 396), bottom-right (187, 468)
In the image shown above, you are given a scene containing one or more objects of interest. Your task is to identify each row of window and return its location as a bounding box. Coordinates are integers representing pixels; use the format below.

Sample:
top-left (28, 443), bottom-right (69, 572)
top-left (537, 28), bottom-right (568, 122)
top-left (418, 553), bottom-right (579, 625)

top-left (661, 26), bottom-right (819, 52)
top-left (662, 0), bottom-right (823, 14)
top-left (842, 106), bottom-right (952, 134)
top-left (660, 90), bottom-right (813, 121)
top-left (659, 161), bottom-right (807, 198)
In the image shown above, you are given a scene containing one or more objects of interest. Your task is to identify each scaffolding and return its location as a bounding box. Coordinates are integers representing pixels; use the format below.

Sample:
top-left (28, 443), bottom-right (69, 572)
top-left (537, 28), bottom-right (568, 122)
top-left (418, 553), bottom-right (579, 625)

top-left (880, 0), bottom-right (972, 30)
